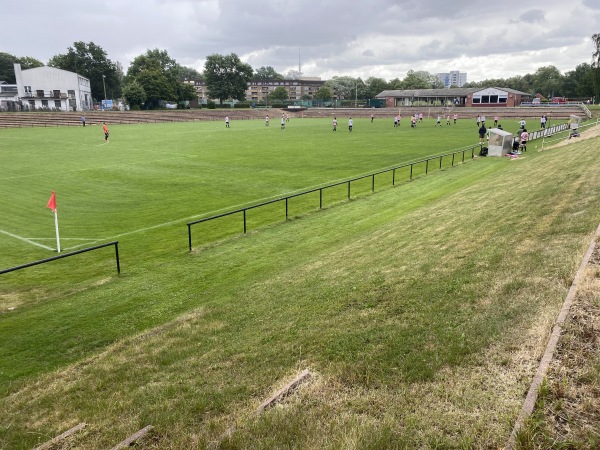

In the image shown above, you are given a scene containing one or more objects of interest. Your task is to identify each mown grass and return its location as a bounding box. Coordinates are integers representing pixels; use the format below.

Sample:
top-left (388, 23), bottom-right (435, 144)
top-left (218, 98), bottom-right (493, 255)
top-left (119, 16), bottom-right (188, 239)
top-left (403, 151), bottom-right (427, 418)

top-left (1, 118), bottom-right (600, 448)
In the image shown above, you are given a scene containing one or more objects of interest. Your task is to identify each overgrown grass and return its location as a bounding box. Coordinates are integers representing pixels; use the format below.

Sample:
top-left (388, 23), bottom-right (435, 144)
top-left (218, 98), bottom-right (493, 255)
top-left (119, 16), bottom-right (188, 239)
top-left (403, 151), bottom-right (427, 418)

top-left (1, 119), bottom-right (600, 448)
top-left (516, 248), bottom-right (600, 449)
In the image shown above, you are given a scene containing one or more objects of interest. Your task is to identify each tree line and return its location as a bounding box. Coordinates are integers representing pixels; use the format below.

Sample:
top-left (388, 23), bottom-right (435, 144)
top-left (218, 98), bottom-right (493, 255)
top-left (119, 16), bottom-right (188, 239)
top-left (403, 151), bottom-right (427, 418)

top-left (2, 36), bottom-right (600, 109)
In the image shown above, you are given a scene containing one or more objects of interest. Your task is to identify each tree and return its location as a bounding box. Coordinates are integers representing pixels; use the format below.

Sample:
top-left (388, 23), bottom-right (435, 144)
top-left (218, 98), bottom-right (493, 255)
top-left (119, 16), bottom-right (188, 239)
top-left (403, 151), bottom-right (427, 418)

top-left (402, 70), bottom-right (443, 89)
top-left (204, 53), bottom-right (253, 105)
top-left (176, 82), bottom-right (198, 103)
top-left (269, 86), bottom-right (289, 101)
top-left (388, 77), bottom-right (403, 90)
top-left (0, 52), bottom-right (43, 84)
top-left (530, 65), bottom-right (563, 98)
top-left (122, 80), bottom-right (146, 108)
top-left (49, 41), bottom-right (120, 101)
top-left (365, 77), bottom-right (389, 98)
top-left (135, 69), bottom-right (176, 107)
top-left (563, 63), bottom-right (594, 98)
top-left (254, 66), bottom-right (284, 80)
top-left (325, 76), bottom-right (358, 100)
top-left (314, 86), bottom-right (333, 101)
top-left (176, 65), bottom-right (203, 82)
top-left (126, 49), bottom-right (194, 108)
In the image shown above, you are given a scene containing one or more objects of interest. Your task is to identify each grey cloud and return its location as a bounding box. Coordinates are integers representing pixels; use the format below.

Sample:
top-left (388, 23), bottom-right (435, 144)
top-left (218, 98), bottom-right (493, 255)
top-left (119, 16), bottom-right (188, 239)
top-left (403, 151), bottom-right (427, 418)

top-left (518, 9), bottom-right (546, 24)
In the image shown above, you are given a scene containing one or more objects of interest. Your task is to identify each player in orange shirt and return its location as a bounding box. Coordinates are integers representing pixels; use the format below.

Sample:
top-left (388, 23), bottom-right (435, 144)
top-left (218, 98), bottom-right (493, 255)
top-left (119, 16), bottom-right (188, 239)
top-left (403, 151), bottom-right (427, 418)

top-left (102, 122), bottom-right (109, 143)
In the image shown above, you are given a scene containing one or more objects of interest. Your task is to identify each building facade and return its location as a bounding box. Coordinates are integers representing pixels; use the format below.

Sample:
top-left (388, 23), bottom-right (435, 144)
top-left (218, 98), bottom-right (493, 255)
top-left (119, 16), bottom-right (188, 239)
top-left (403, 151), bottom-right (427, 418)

top-left (467, 87), bottom-right (530, 107)
top-left (12, 63), bottom-right (92, 111)
top-left (246, 78), bottom-right (325, 104)
top-left (183, 78), bottom-right (325, 106)
top-left (0, 81), bottom-right (19, 111)
top-left (376, 87), bottom-right (531, 108)
top-left (436, 71), bottom-right (467, 88)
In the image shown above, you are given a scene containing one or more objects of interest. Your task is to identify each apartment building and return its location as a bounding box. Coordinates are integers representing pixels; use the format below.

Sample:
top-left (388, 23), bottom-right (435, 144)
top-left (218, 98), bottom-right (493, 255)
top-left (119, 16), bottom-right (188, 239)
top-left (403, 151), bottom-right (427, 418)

top-left (436, 71), bottom-right (467, 88)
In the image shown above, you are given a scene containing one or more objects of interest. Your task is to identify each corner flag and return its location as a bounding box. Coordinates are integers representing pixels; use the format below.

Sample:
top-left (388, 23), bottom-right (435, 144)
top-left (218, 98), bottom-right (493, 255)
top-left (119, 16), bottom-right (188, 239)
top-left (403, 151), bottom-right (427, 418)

top-left (47, 191), bottom-right (60, 252)
top-left (47, 191), bottom-right (57, 213)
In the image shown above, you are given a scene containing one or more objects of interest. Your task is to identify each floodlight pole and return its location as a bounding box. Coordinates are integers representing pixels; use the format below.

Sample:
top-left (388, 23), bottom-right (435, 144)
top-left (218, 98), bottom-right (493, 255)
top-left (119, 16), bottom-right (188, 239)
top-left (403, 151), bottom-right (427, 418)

top-left (355, 82), bottom-right (358, 108)
top-left (102, 74), bottom-right (107, 102)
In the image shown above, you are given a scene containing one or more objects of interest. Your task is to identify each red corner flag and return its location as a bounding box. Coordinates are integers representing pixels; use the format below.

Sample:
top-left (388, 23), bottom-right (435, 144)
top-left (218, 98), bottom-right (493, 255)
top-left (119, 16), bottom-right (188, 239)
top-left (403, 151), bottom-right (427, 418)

top-left (47, 191), bottom-right (57, 213)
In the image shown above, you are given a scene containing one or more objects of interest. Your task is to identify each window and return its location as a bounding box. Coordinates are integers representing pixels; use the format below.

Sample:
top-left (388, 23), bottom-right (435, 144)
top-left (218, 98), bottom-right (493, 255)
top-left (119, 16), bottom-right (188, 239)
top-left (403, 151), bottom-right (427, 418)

top-left (55, 100), bottom-right (61, 109)
top-left (41, 100), bottom-right (48, 107)
top-left (68, 90), bottom-right (75, 98)
top-left (472, 98), bottom-right (481, 104)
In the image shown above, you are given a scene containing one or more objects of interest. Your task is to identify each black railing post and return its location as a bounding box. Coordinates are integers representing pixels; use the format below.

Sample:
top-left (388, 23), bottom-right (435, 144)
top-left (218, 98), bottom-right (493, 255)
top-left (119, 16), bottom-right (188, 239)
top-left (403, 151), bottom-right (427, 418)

top-left (462, 150), bottom-right (465, 163)
top-left (114, 242), bottom-right (121, 274)
top-left (452, 153), bottom-right (455, 167)
top-left (392, 168), bottom-right (396, 185)
top-left (347, 180), bottom-right (351, 199)
top-left (426, 159), bottom-right (429, 174)
top-left (188, 224), bottom-right (192, 251)
top-left (243, 209), bottom-right (247, 233)
top-left (285, 197), bottom-right (289, 220)
top-left (319, 188), bottom-right (323, 209)
top-left (439, 155), bottom-right (443, 169)
top-left (410, 164), bottom-right (413, 180)
top-left (372, 174), bottom-right (375, 192)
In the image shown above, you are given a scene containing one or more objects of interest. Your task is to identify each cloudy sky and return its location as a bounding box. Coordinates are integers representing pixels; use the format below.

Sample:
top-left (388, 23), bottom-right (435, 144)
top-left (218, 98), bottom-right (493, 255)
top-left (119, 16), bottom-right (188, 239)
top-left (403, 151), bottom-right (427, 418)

top-left (3, 0), bottom-right (600, 82)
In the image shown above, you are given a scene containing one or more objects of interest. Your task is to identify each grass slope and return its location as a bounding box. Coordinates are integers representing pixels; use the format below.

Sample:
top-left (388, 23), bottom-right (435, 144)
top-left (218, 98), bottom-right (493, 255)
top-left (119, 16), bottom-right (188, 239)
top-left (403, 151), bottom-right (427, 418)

top-left (1, 120), bottom-right (599, 448)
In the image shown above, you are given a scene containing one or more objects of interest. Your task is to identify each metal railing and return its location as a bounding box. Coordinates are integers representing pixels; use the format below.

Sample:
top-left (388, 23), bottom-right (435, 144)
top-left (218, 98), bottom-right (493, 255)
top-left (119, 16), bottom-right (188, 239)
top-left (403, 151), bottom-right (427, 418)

top-left (1, 241), bottom-right (121, 275)
top-left (187, 146), bottom-right (479, 250)
top-left (527, 123), bottom-right (569, 140)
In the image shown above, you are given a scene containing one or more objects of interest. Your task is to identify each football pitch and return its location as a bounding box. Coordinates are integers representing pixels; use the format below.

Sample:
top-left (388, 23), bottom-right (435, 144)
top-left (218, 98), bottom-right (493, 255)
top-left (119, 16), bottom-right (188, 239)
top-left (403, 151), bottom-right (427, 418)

top-left (0, 116), bottom-right (480, 267)
top-left (5, 116), bottom-right (598, 448)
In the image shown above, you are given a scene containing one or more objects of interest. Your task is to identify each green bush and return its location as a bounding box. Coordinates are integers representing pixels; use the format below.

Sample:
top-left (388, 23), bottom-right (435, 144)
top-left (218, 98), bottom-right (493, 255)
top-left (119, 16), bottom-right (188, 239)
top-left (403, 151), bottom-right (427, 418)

top-left (207, 100), bottom-right (216, 109)
top-left (234, 102), bottom-right (250, 109)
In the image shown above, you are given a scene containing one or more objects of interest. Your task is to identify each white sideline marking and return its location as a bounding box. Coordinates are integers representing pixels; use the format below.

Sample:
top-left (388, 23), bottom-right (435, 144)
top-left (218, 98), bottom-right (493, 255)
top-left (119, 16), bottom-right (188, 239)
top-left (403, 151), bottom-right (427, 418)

top-left (26, 237), bottom-right (97, 241)
top-left (7, 174), bottom-right (371, 252)
top-left (0, 229), bottom-right (54, 250)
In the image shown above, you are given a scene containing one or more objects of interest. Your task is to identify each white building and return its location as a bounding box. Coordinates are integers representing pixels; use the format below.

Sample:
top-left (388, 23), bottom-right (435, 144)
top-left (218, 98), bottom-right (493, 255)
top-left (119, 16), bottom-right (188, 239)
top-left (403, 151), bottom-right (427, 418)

top-left (0, 81), bottom-right (19, 111)
top-left (436, 71), bottom-right (467, 88)
top-left (12, 63), bottom-right (92, 111)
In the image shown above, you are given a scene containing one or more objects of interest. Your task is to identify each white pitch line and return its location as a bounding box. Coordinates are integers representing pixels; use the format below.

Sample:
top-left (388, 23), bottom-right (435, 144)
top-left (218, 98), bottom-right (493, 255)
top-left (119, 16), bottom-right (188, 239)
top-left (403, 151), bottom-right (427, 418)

top-left (0, 229), bottom-right (54, 250)
top-left (47, 174), bottom-right (370, 252)
top-left (26, 237), bottom-right (98, 241)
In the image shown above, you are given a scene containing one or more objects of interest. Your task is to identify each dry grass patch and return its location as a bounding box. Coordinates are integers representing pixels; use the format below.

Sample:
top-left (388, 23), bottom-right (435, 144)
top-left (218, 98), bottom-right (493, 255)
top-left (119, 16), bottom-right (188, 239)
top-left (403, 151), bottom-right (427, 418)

top-left (518, 242), bottom-right (600, 448)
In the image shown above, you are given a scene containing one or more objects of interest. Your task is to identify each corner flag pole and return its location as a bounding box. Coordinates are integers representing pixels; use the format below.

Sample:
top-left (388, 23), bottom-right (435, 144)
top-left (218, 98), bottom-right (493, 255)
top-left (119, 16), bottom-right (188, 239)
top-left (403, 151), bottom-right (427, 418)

top-left (47, 191), bottom-right (61, 253)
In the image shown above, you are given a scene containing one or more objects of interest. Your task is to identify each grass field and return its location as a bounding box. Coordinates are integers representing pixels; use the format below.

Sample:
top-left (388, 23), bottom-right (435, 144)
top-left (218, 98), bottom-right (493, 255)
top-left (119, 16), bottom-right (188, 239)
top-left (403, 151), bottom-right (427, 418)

top-left (0, 116), bottom-right (485, 264)
top-left (1, 116), bottom-right (599, 449)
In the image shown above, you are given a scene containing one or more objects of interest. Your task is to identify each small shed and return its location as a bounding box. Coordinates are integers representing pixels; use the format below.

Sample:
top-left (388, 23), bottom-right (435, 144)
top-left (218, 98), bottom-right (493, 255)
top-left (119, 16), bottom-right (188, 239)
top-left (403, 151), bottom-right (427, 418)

top-left (487, 128), bottom-right (514, 157)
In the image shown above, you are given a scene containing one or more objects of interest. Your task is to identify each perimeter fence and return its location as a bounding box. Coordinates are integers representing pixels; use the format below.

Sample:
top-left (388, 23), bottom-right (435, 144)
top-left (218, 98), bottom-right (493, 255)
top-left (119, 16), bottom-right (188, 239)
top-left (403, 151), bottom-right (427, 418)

top-left (1, 241), bottom-right (121, 276)
top-left (187, 145), bottom-right (481, 250)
